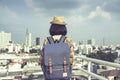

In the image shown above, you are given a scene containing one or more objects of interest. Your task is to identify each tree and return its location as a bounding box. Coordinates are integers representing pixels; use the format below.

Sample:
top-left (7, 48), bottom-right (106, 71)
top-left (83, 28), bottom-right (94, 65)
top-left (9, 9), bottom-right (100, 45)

top-left (87, 50), bottom-right (117, 62)
top-left (30, 49), bottom-right (37, 53)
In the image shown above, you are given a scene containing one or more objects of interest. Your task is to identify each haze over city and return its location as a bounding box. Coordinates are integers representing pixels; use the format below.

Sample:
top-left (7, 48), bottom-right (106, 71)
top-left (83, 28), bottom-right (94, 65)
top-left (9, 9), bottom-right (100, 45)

top-left (0, 0), bottom-right (120, 45)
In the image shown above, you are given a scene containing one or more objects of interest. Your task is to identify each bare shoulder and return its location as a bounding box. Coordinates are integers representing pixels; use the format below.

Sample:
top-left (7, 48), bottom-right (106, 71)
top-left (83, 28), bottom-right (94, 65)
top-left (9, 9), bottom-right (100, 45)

top-left (43, 38), bottom-right (49, 45)
top-left (65, 37), bottom-right (74, 46)
top-left (65, 37), bottom-right (73, 43)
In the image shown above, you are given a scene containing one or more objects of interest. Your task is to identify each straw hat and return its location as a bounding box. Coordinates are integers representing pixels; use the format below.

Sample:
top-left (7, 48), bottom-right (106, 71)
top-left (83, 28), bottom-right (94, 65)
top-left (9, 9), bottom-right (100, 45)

top-left (50, 16), bottom-right (67, 25)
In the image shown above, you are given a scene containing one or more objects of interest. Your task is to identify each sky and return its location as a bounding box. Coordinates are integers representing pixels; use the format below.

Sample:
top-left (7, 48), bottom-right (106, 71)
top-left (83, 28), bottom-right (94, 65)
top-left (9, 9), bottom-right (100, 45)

top-left (0, 0), bottom-right (120, 45)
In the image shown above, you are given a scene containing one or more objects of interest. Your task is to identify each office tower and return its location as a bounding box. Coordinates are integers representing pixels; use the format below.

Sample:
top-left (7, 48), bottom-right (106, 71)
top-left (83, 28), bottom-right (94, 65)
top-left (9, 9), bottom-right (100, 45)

top-left (25, 29), bottom-right (31, 47)
top-left (36, 37), bottom-right (40, 45)
top-left (87, 38), bottom-right (96, 46)
top-left (24, 29), bottom-right (32, 52)
top-left (0, 31), bottom-right (11, 48)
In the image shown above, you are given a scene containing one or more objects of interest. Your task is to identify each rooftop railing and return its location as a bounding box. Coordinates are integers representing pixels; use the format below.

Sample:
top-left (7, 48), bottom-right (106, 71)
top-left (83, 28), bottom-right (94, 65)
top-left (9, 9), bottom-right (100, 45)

top-left (75, 55), bottom-right (120, 80)
top-left (0, 55), bottom-right (120, 80)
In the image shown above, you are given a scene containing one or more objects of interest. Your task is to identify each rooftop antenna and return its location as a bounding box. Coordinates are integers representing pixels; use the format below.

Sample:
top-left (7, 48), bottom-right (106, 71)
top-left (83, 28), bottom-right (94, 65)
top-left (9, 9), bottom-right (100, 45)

top-left (103, 38), bottom-right (105, 46)
top-left (26, 28), bottom-right (29, 35)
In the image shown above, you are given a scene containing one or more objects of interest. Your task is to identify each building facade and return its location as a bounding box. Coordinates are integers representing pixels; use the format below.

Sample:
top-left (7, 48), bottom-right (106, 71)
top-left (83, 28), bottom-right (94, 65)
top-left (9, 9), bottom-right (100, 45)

top-left (24, 29), bottom-right (32, 52)
top-left (87, 38), bottom-right (96, 46)
top-left (36, 37), bottom-right (40, 45)
top-left (0, 31), bottom-right (11, 49)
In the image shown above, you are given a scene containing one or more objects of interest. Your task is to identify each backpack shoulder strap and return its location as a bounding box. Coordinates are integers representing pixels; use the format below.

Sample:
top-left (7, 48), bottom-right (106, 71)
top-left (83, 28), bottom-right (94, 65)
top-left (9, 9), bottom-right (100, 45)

top-left (47, 36), bottom-right (54, 44)
top-left (59, 36), bottom-right (66, 43)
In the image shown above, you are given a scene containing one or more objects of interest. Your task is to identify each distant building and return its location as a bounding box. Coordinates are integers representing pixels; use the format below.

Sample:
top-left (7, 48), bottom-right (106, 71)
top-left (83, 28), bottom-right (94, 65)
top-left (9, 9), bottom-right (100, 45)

top-left (7, 42), bottom-right (14, 53)
top-left (78, 44), bottom-right (93, 54)
top-left (25, 29), bottom-right (31, 47)
top-left (101, 70), bottom-right (120, 80)
top-left (116, 50), bottom-right (120, 57)
top-left (87, 38), bottom-right (95, 46)
top-left (36, 37), bottom-right (40, 45)
top-left (14, 44), bottom-right (22, 53)
top-left (0, 31), bottom-right (11, 49)
top-left (24, 29), bottom-right (32, 52)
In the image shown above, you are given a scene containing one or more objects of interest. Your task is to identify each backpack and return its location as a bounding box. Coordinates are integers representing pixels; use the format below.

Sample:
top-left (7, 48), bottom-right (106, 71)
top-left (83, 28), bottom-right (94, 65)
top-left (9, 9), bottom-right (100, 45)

top-left (42, 36), bottom-right (72, 79)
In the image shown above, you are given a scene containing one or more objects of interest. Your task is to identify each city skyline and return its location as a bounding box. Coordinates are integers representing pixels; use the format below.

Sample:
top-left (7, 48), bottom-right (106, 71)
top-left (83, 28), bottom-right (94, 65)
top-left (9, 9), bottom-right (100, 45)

top-left (0, 0), bottom-right (120, 45)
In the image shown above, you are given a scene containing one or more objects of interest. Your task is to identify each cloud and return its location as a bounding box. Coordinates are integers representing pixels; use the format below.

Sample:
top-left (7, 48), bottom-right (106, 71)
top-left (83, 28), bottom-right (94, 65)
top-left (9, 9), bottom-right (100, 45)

top-left (88, 6), bottom-right (111, 20)
top-left (25, 0), bottom-right (113, 21)
top-left (0, 5), bottom-right (21, 24)
top-left (25, 0), bottom-right (82, 16)
top-left (67, 6), bottom-right (111, 26)
top-left (26, 0), bottom-right (81, 10)
top-left (0, 6), bottom-right (17, 18)
top-left (104, 0), bottom-right (120, 13)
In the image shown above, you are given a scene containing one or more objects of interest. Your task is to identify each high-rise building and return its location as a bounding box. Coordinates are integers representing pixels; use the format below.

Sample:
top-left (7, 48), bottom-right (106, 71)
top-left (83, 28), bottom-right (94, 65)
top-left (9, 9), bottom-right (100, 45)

top-left (24, 29), bottom-right (32, 52)
top-left (0, 31), bottom-right (11, 48)
top-left (36, 37), bottom-right (40, 45)
top-left (87, 38), bottom-right (96, 46)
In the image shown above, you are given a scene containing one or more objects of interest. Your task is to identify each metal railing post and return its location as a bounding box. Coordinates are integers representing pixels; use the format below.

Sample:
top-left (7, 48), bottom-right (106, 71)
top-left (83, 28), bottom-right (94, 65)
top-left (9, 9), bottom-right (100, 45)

top-left (88, 61), bottom-right (91, 80)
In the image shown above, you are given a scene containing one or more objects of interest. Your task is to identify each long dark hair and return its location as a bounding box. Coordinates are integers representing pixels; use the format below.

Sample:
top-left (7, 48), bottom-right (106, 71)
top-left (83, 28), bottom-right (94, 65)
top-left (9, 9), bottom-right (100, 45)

top-left (49, 24), bottom-right (67, 36)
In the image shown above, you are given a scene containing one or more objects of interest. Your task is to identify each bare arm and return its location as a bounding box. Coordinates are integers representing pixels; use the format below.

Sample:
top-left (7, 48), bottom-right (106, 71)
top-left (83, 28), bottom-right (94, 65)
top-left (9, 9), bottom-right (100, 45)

top-left (65, 37), bottom-right (75, 67)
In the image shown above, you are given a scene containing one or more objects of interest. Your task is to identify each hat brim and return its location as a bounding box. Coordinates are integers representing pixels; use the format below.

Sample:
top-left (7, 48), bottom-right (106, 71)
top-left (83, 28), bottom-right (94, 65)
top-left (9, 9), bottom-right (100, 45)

top-left (50, 21), bottom-right (67, 25)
